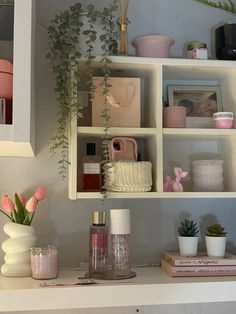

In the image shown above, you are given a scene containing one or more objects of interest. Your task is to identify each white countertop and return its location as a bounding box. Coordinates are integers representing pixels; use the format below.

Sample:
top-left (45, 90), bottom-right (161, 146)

top-left (1, 267), bottom-right (236, 312)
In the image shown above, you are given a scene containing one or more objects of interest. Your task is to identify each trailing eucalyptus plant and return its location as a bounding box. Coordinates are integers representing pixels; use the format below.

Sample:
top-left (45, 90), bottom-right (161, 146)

top-left (195, 0), bottom-right (236, 14)
top-left (47, 2), bottom-right (117, 180)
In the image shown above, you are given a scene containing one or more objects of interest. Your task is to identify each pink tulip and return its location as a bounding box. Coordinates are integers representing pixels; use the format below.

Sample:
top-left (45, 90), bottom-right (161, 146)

top-left (34, 186), bottom-right (46, 201)
top-left (18, 194), bottom-right (26, 206)
top-left (25, 196), bottom-right (37, 213)
top-left (1, 195), bottom-right (15, 213)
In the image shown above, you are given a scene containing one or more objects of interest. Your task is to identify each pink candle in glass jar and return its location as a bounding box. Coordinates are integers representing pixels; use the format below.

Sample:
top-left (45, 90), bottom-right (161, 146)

top-left (213, 112), bottom-right (234, 129)
top-left (31, 246), bottom-right (58, 279)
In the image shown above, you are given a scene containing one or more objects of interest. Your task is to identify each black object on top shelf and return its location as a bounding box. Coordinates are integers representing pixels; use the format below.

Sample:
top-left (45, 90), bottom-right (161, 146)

top-left (215, 23), bottom-right (236, 60)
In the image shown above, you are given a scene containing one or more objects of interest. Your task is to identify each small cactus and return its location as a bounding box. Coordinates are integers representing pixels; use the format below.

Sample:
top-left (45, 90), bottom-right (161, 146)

top-left (177, 219), bottom-right (199, 237)
top-left (206, 223), bottom-right (227, 237)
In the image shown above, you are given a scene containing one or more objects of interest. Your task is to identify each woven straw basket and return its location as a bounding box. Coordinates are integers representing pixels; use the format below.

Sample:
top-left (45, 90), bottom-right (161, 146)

top-left (107, 161), bottom-right (152, 192)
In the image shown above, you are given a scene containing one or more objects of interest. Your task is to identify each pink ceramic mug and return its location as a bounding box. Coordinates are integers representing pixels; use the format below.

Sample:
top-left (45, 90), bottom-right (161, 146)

top-left (163, 106), bottom-right (186, 128)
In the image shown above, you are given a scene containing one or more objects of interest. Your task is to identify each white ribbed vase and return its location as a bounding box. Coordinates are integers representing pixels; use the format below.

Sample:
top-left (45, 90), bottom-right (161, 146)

top-left (1, 222), bottom-right (37, 277)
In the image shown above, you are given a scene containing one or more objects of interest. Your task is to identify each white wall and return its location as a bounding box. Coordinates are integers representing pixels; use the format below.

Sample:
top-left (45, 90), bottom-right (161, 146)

top-left (1, 0), bottom-right (236, 313)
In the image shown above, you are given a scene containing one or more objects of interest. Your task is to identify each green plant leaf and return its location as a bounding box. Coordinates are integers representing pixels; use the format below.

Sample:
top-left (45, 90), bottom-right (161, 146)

top-left (195, 0), bottom-right (236, 13)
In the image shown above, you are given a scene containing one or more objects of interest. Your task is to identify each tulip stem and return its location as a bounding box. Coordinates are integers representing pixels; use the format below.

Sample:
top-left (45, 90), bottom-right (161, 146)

top-left (23, 212), bottom-right (30, 225)
top-left (29, 212), bottom-right (35, 226)
top-left (0, 209), bottom-right (12, 221)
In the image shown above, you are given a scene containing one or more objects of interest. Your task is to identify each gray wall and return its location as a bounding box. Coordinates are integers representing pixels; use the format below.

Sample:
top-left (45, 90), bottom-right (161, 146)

top-left (1, 0), bottom-right (236, 313)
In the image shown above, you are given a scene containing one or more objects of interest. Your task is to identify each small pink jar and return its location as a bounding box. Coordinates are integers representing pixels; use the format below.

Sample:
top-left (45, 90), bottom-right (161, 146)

top-left (0, 59), bottom-right (13, 99)
top-left (186, 42), bottom-right (208, 60)
top-left (213, 112), bottom-right (234, 129)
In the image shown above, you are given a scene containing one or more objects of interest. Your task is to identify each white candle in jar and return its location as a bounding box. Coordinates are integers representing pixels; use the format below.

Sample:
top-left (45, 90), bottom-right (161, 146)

top-left (31, 246), bottom-right (58, 279)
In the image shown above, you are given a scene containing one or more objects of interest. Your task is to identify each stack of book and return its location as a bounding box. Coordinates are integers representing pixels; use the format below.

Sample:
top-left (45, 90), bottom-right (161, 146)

top-left (161, 251), bottom-right (236, 277)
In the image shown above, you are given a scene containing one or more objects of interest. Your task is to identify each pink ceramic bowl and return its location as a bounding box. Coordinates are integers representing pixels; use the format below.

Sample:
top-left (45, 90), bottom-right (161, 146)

top-left (0, 59), bottom-right (13, 99)
top-left (131, 35), bottom-right (175, 58)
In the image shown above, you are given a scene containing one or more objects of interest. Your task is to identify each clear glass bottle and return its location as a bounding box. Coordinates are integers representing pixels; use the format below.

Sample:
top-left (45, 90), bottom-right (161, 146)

top-left (118, 23), bottom-right (128, 55)
top-left (89, 211), bottom-right (108, 278)
top-left (110, 209), bottom-right (131, 277)
top-left (82, 143), bottom-right (101, 192)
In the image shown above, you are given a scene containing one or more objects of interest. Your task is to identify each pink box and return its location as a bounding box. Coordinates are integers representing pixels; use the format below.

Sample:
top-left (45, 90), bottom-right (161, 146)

top-left (92, 77), bottom-right (140, 127)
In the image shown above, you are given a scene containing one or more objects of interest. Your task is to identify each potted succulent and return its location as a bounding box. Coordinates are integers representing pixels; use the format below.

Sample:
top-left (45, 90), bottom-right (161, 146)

top-left (205, 223), bottom-right (227, 257)
top-left (177, 219), bottom-right (199, 256)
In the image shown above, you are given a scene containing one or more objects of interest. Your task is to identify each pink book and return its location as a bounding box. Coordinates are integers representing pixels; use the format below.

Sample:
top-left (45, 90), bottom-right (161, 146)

top-left (161, 259), bottom-right (236, 277)
top-left (164, 251), bottom-right (236, 266)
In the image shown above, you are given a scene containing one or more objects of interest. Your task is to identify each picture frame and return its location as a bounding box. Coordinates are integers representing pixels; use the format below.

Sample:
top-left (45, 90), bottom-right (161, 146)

top-left (168, 85), bottom-right (223, 128)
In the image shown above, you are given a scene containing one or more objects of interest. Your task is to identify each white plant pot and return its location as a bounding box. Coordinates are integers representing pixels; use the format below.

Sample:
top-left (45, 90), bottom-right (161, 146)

top-left (178, 236), bottom-right (198, 256)
top-left (1, 222), bottom-right (37, 277)
top-left (205, 236), bottom-right (226, 257)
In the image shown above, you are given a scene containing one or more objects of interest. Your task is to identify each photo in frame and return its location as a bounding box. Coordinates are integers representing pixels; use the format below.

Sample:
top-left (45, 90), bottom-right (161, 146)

top-left (168, 85), bottom-right (223, 128)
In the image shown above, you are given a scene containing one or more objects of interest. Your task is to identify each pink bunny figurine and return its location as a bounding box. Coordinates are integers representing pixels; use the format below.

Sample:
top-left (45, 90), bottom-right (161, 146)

top-left (172, 167), bottom-right (188, 192)
top-left (163, 175), bottom-right (174, 192)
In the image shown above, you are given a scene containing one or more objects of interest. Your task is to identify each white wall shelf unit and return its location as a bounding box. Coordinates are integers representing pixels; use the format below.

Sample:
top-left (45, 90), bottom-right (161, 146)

top-left (0, 0), bottom-right (35, 157)
top-left (1, 267), bottom-right (236, 312)
top-left (68, 56), bottom-right (236, 199)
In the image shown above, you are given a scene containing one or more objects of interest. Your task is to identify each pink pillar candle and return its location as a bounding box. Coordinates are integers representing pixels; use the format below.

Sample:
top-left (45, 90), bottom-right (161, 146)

top-left (31, 246), bottom-right (58, 279)
top-left (163, 106), bottom-right (186, 128)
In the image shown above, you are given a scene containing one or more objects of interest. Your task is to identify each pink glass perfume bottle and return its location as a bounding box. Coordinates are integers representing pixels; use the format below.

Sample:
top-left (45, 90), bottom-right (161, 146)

top-left (89, 211), bottom-right (108, 277)
top-left (110, 209), bottom-right (131, 277)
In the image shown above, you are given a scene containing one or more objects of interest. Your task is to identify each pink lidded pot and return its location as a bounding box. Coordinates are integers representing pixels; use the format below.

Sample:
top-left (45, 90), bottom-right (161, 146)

top-left (213, 112), bottom-right (234, 129)
top-left (0, 59), bottom-right (13, 99)
top-left (131, 35), bottom-right (175, 58)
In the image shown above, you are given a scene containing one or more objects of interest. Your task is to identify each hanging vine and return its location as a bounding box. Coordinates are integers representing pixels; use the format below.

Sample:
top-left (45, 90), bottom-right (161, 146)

top-left (47, 2), bottom-right (118, 179)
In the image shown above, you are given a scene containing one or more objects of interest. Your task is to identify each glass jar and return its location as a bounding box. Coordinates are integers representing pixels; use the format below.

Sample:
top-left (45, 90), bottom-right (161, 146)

top-left (31, 246), bottom-right (58, 280)
top-left (187, 42), bottom-right (208, 59)
top-left (191, 160), bottom-right (224, 192)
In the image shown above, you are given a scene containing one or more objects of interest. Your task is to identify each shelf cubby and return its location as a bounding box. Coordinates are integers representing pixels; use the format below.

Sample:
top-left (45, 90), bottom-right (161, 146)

top-left (69, 56), bottom-right (236, 199)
